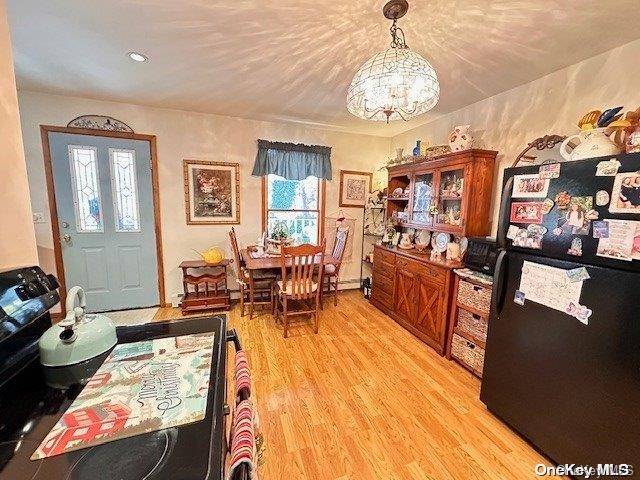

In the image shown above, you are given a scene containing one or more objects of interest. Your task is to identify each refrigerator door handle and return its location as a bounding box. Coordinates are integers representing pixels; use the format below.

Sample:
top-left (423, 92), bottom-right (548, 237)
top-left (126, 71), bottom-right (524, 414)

top-left (496, 177), bottom-right (514, 249)
top-left (490, 250), bottom-right (507, 320)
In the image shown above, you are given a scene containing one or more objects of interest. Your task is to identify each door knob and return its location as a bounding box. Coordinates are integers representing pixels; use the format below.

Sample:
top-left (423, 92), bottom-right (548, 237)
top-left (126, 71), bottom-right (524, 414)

top-left (61, 234), bottom-right (72, 244)
top-left (61, 221), bottom-right (70, 229)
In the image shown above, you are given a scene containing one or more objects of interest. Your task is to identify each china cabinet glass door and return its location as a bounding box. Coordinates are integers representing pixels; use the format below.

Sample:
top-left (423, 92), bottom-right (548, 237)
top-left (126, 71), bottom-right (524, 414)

top-left (435, 167), bottom-right (465, 230)
top-left (411, 172), bottom-right (434, 225)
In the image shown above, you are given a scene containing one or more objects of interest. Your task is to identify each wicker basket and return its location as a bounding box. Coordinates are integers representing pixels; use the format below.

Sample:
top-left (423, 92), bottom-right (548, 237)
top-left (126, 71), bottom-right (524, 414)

top-left (457, 308), bottom-right (488, 342)
top-left (457, 280), bottom-right (491, 315)
top-left (451, 333), bottom-right (485, 376)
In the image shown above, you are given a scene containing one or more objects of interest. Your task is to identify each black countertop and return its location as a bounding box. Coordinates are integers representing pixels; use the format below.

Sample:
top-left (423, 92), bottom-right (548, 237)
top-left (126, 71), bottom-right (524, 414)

top-left (0, 315), bottom-right (228, 480)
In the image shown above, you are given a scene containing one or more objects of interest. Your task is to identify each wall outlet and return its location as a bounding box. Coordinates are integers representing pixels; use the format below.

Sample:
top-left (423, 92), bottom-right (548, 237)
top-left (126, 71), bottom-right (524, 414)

top-left (32, 212), bottom-right (46, 224)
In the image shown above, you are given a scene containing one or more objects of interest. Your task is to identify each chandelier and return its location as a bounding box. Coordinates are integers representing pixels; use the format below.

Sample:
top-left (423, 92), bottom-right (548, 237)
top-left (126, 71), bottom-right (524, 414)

top-left (347, 0), bottom-right (439, 123)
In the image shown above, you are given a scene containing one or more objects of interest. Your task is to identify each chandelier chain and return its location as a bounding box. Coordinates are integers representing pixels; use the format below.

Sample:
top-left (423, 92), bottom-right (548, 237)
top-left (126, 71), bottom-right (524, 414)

top-left (389, 18), bottom-right (408, 49)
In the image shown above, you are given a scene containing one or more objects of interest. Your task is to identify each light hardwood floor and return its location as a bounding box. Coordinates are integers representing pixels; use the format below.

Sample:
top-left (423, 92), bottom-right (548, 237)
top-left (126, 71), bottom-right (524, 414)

top-left (155, 290), bottom-right (550, 480)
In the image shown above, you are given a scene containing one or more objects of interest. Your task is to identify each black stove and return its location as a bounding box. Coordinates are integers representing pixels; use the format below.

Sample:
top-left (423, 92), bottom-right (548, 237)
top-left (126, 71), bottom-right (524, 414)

top-left (0, 266), bottom-right (229, 480)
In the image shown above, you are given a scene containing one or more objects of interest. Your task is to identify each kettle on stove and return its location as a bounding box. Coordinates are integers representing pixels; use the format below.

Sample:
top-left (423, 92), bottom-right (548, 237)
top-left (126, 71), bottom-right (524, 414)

top-left (39, 286), bottom-right (117, 367)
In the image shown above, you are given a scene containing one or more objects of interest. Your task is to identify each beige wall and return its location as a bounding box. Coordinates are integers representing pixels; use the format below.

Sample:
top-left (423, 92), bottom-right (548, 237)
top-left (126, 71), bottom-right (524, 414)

top-left (18, 91), bottom-right (391, 304)
top-left (0, 0), bottom-right (37, 271)
top-left (392, 38), bottom-right (640, 235)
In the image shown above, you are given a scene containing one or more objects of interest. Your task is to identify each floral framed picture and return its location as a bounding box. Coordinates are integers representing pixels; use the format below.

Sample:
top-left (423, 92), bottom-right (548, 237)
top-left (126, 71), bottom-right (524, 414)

top-left (339, 170), bottom-right (372, 208)
top-left (183, 160), bottom-right (240, 225)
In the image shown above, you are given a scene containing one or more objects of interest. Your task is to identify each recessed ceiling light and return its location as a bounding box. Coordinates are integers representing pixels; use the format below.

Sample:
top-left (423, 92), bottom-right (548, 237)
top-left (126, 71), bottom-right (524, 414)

top-left (127, 52), bottom-right (148, 63)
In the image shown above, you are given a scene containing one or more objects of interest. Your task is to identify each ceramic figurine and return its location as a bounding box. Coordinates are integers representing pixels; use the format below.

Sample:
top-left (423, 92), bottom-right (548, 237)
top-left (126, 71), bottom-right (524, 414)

top-left (578, 110), bottom-right (601, 130)
top-left (560, 128), bottom-right (621, 161)
top-left (597, 107), bottom-right (624, 128)
top-left (399, 232), bottom-right (414, 250)
top-left (413, 140), bottom-right (421, 156)
top-left (448, 125), bottom-right (473, 152)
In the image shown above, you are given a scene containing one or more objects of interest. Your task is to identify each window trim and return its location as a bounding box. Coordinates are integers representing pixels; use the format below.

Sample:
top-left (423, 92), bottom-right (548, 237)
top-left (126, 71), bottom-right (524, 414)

top-left (68, 144), bottom-right (104, 233)
top-left (108, 148), bottom-right (142, 233)
top-left (261, 176), bottom-right (326, 244)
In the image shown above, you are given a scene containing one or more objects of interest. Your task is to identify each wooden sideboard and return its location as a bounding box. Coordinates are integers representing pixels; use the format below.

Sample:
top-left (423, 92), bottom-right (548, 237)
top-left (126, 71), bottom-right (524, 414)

top-left (370, 245), bottom-right (462, 355)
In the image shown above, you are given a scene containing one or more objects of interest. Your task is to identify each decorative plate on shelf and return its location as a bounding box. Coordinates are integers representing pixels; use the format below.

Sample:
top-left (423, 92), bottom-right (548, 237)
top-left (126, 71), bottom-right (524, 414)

top-left (416, 229), bottom-right (431, 246)
top-left (392, 187), bottom-right (404, 197)
top-left (459, 236), bottom-right (468, 256)
top-left (432, 232), bottom-right (450, 252)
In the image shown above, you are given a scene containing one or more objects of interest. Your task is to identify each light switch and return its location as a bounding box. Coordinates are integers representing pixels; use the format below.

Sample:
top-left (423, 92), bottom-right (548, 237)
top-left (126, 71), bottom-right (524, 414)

top-left (33, 212), bottom-right (46, 224)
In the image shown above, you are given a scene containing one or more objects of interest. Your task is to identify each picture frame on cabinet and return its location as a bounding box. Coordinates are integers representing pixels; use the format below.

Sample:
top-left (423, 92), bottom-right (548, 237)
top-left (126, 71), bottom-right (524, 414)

top-left (339, 170), bottom-right (373, 207)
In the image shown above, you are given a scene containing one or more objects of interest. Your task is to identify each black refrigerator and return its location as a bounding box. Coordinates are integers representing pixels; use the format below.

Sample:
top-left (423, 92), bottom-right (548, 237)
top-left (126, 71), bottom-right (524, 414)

top-left (480, 152), bottom-right (640, 471)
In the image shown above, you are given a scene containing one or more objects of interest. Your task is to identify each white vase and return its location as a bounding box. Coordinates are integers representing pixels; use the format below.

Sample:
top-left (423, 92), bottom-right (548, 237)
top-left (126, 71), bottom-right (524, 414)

top-left (448, 125), bottom-right (473, 152)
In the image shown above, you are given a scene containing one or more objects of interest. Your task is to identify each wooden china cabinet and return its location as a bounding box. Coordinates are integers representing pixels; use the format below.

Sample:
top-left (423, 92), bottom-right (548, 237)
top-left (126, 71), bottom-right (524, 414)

top-left (371, 149), bottom-right (497, 355)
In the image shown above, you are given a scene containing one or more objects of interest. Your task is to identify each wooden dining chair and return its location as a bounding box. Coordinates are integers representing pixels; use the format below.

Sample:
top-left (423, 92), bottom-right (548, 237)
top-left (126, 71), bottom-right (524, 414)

top-left (229, 228), bottom-right (275, 318)
top-left (322, 227), bottom-right (349, 308)
top-left (275, 241), bottom-right (325, 338)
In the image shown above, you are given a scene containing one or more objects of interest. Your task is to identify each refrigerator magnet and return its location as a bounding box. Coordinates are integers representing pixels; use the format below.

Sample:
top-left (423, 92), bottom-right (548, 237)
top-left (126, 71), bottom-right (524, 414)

top-left (512, 174), bottom-right (550, 198)
top-left (595, 190), bottom-right (610, 207)
top-left (566, 267), bottom-right (590, 283)
top-left (514, 290), bottom-right (526, 306)
top-left (609, 172), bottom-right (640, 214)
top-left (595, 158), bottom-right (621, 176)
top-left (554, 191), bottom-right (571, 210)
top-left (541, 198), bottom-right (555, 214)
top-left (539, 163), bottom-right (560, 179)
top-left (510, 202), bottom-right (544, 224)
top-left (567, 237), bottom-right (583, 256)
top-left (592, 221), bottom-right (609, 238)
top-left (566, 302), bottom-right (592, 325)
top-left (513, 228), bottom-right (543, 249)
top-left (506, 225), bottom-right (520, 240)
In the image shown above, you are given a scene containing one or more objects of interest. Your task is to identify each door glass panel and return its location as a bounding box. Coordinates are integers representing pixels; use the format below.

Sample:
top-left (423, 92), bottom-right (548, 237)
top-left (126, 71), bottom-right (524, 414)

top-left (109, 149), bottom-right (141, 232)
top-left (68, 145), bottom-right (103, 232)
top-left (436, 168), bottom-right (464, 227)
top-left (412, 172), bottom-right (434, 224)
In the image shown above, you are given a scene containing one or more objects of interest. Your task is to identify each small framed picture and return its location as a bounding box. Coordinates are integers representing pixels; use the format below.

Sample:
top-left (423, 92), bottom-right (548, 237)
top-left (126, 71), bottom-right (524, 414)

top-left (512, 174), bottom-right (550, 198)
top-left (339, 170), bottom-right (372, 207)
top-left (609, 172), bottom-right (640, 214)
top-left (183, 160), bottom-right (240, 225)
top-left (510, 202), bottom-right (544, 224)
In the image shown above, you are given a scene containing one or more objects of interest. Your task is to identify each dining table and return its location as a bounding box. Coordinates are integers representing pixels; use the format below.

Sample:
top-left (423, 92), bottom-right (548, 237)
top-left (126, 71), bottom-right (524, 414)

top-left (240, 247), bottom-right (340, 317)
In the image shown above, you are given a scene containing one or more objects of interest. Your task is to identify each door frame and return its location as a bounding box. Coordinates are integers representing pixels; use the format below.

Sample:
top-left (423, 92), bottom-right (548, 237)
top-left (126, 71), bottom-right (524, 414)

top-left (40, 125), bottom-right (165, 315)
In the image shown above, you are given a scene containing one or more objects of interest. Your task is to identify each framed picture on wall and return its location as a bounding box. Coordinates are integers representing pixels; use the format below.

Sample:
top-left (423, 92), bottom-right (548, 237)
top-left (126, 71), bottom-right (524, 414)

top-left (339, 170), bottom-right (372, 207)
top-left (183, 160), bottom-right (240, 225)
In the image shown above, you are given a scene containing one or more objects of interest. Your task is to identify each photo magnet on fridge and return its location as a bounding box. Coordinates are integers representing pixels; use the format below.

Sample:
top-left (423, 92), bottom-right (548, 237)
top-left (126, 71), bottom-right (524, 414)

top-left (566, 301), bottom-right (593, 325)
top-left (510, 202), bottom-right (544, 224)
top-left (506, 225), bottom-right (521, 240)
top-left (609, 172), bottom-right (640, 214)
top-left (539, 163), bottom-right (561, 179)
top-left (595, 190), bottom-right (610, 207)
top-left (593, 221), bottom-right (610, 239)
top-left (514, 290), bottom-right (526, 306)
top-left (541, 198), bottom-right (555, 214)
top-left (512, 174), bottom-right (550, 198)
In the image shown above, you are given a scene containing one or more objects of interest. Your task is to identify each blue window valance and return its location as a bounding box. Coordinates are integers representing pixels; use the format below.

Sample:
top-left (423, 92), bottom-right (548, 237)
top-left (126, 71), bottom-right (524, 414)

top-left (251, 139), bottom-right (332, 180)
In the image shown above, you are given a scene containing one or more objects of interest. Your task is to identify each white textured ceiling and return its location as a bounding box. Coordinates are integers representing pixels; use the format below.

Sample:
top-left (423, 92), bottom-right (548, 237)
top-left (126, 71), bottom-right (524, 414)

top-left (7, 0), bottom-right (640, 137)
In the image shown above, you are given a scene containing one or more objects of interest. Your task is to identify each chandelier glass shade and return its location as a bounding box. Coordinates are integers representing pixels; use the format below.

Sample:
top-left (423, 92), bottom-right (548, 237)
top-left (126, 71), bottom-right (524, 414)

top-left (347, 1), bottom-right (439, 123)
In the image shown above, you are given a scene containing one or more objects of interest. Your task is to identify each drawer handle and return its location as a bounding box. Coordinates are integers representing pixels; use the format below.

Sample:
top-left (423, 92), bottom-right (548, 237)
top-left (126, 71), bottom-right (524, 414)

top-left (472, 313), bottom-right (481, 320)
top-left (473, 285), bottom-right (482, 292)
top-left (466, 341), bottom-right (476, 349)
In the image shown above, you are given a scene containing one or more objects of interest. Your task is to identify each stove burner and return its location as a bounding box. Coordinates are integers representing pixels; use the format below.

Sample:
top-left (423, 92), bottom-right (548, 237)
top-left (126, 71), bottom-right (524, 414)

top-left (65, 429), bottom-right (178, 480)
top-left (0, 440), bottom-right (43, 480)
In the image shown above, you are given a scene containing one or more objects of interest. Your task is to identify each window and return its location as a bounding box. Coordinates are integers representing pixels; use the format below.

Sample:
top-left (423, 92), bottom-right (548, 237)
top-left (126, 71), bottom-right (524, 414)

top-left (68, 145), bottom-right (103, 232)
top-left (264, 174), bottom-right (323, 244)
top-left (109, 148), bottom-right (141, 232)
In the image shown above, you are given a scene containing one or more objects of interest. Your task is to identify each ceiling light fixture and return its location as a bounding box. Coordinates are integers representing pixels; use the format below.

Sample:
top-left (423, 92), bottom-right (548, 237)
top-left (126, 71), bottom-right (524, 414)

top-left (347, 0), bottom-right (439, 123)
top-left (127, 51), bottom-right (148, 63)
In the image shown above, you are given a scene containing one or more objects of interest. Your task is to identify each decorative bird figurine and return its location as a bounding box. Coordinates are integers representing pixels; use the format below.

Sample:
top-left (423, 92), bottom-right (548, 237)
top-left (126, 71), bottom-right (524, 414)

top-left (578, 110), bottom-right (600, 130)
top-left (597, 106), bottom-right (624, 128)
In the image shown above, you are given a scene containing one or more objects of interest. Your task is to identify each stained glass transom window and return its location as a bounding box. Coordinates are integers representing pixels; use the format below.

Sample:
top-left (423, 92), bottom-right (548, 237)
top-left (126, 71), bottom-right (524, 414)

top-left (109, 149), bottom-right (141, 232)
top-left (68, 145), bottom-right (103, 233)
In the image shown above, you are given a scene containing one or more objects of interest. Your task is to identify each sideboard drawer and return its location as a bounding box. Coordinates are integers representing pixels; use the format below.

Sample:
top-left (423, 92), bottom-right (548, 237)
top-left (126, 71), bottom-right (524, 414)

top-left (374, 247), bottom-right (396, 266)
top-left (373, 272), bottom-right (394, 295)
top-left (372, 286), bottom-right (393, 309)
top-left (396, 256), bottom-right (446, 285)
